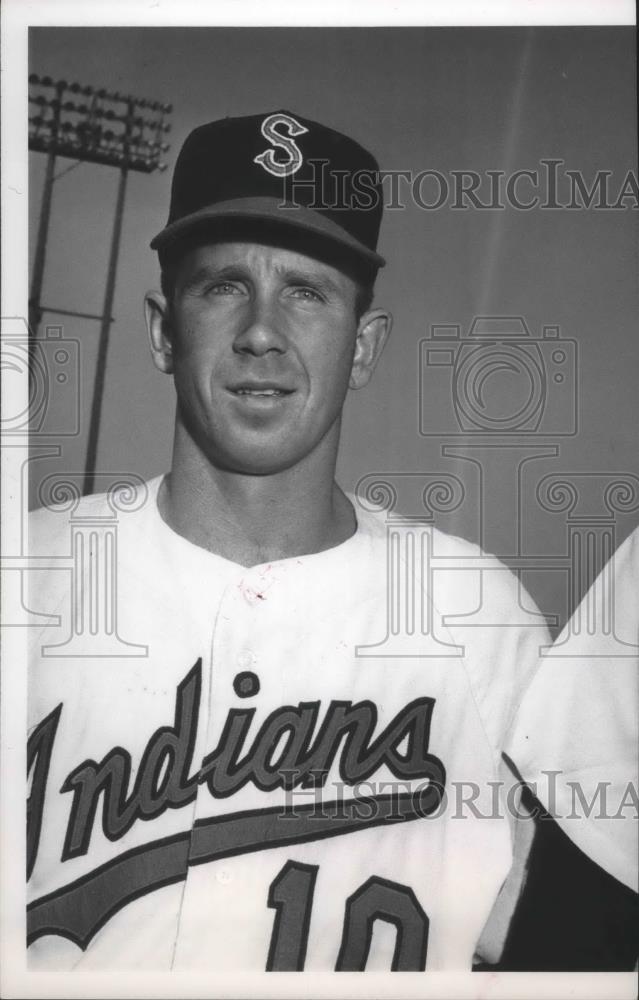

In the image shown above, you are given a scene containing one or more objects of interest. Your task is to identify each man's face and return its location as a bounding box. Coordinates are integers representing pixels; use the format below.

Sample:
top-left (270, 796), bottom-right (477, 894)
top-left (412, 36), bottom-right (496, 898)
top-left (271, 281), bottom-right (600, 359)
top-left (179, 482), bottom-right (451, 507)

top-left (146, 240), bottom-right (389, 476)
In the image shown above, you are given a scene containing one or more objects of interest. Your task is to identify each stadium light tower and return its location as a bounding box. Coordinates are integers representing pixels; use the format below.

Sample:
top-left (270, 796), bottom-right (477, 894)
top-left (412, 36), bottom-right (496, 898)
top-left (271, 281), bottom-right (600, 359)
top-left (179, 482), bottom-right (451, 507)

top-left (28, 75), bottom-right (172, 494)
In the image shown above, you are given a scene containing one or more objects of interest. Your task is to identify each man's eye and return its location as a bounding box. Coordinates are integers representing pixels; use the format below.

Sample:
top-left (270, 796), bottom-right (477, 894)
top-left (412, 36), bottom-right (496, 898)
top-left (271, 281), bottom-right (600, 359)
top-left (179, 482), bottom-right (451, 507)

top-left (210, 281), bottom-right (242, 295)
top-left (291, 287), bottom-right (323, 302)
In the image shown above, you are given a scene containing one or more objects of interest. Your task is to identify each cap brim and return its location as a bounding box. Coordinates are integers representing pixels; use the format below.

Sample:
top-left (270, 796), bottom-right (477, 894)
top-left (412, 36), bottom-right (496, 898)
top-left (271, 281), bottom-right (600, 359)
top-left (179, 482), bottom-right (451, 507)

top-left (150, 196), bottom-right (385, 269)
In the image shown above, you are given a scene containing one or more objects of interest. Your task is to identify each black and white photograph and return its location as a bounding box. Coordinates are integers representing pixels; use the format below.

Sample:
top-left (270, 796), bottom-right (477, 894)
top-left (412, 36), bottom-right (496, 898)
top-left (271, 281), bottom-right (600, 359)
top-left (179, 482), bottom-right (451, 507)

top-left (1, 1), bottom-right (637, 998)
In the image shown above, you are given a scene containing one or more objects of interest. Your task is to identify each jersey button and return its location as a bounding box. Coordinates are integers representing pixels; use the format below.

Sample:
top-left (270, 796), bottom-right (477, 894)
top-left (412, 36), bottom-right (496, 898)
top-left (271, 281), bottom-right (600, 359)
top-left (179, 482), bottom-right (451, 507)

top-left (233, 671), bottom-right (260, 698)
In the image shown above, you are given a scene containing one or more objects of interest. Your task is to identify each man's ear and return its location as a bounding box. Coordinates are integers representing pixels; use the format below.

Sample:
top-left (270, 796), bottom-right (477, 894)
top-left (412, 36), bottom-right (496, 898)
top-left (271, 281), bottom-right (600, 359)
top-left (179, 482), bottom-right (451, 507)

top-left (349, 308), bottom-right (392, 389)
top-left (145, 291), bottom-right (174, 374)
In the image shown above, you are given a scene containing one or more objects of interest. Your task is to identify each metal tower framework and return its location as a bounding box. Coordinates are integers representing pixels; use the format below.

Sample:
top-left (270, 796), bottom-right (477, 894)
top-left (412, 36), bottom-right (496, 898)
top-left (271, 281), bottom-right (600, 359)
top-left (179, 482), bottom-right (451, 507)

top-left (28, 74), bottom-right (172, 494)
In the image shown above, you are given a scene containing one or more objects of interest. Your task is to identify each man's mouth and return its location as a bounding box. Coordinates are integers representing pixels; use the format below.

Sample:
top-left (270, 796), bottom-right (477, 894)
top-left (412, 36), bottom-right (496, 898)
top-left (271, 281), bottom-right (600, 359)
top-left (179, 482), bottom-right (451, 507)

top-left (228, 383), bottom-right (294, 398)
top-left (233, 388), bottom-right (288, 396)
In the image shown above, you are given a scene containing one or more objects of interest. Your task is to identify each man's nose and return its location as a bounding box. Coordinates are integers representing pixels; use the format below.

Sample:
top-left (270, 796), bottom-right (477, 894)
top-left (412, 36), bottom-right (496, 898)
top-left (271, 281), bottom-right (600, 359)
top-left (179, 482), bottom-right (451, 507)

top-left (232, 294), bottom-right (288, 356)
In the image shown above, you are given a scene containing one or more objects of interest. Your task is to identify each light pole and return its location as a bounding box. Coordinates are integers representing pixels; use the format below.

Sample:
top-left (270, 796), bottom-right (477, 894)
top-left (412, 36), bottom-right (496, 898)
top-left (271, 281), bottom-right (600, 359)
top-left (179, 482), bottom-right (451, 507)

top-left (28, 75), bottom-right (172, 494)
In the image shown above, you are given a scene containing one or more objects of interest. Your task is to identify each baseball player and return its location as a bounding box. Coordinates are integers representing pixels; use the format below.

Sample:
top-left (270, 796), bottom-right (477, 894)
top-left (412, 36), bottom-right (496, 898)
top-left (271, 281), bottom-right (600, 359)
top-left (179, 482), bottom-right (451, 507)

top-left (27, 110), bottom-right (551, 971)
top-left (506, 526), bottom-right (639, 896)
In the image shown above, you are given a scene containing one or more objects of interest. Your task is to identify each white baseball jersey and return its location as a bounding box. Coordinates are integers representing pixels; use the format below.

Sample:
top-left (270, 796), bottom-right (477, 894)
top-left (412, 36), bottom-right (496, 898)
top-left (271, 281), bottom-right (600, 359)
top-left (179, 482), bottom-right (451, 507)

top-left (27, 475), bottom-right (548, 971)
top-left (506, 527), bottom-right (639, 892)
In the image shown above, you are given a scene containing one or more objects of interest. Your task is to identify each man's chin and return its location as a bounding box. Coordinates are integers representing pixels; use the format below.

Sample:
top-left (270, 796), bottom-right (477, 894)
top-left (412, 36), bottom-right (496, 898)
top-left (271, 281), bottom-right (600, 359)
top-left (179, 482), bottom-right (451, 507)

top-left (205, 444), bottom-right (305, 478)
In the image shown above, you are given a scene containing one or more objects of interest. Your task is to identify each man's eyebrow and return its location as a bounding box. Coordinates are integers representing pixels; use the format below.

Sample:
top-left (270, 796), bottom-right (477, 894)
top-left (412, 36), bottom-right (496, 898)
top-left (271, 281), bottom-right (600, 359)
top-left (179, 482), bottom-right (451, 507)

top-left (178, 263), bottom-right (344, 296)
top-left (278, 268), bottom-right (342, 296)
top-left (178, 264), bottom-right (249, 292)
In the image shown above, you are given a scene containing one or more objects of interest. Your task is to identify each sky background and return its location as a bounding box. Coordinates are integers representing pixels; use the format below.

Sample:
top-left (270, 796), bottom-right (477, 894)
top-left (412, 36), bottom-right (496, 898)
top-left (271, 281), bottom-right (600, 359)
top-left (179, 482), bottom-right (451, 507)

top-left (26, 25), bottom-right (639, 628)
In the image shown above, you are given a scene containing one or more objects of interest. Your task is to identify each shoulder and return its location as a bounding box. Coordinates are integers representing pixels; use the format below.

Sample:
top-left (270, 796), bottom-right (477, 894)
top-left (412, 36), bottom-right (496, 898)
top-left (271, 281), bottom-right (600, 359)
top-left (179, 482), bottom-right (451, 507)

top-left (609, 524), bottom-right (639, 583)
top-left (353, 497), bottom-right (547, 648)
top-left (354, 495), bottom-right (501, 560)
top-left (553, 524), bottom-right (639, 649)
top-left (356, 498), bottom-right (530, 614)
top-left (354, 504), bottom-right (548, 747)
top-left (28, 476), bottom-right (161, 556)
top-left (29, 490), bottom-right (110, 553)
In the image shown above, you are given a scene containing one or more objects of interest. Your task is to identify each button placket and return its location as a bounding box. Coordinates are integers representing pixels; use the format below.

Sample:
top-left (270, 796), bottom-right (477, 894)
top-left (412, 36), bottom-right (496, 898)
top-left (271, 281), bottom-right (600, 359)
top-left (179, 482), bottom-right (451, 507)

top-left (188, 580), bottom-right (260, 818)
top-left (236, 648), bottom-right (255, 669)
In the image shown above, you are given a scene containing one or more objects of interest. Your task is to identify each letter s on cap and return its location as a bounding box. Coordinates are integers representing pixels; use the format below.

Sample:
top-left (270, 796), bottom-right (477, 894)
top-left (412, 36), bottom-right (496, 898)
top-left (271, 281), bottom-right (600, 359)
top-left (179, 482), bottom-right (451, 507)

top-left (254, 113), bottom-right (309, 178)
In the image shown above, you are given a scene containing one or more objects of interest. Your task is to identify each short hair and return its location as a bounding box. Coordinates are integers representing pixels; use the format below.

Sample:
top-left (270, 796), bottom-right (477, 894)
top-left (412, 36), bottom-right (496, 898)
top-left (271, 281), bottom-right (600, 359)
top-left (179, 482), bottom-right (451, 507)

top-left (158, 219), bottom-right (377, 320)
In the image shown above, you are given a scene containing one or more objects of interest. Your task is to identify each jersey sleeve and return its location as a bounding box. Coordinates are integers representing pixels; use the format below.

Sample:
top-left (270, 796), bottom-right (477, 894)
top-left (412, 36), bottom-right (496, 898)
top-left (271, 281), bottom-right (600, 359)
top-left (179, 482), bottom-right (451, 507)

top-left (427, 532), bottom-right (551, 964)
top-left (504, 528), bottom-right (639, 891)
top-left (430, 530), bottom-right (551, 755)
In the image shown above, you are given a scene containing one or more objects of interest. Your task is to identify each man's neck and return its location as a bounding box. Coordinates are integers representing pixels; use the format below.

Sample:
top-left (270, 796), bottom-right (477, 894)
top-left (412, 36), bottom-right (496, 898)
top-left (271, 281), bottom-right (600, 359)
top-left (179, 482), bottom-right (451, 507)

top-left (158, 426), bottom-right (356, 567)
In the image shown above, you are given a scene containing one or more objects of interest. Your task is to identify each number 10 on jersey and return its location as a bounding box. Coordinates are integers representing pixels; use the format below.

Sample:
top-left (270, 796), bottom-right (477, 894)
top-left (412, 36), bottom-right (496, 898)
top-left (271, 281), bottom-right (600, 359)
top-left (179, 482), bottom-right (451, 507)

top-left (266, 860), bottom-right (429, 971)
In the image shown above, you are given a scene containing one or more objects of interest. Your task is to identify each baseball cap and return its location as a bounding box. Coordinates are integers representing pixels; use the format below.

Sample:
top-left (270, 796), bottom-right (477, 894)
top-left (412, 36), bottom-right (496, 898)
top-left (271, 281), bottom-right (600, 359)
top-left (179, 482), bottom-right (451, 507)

top-left (150, 110), bottom-right (385, 270)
